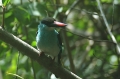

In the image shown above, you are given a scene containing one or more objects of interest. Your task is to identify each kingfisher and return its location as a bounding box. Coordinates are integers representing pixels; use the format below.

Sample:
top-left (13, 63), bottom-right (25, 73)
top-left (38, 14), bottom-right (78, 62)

top-left (36, 17), bottom-right (67, 64)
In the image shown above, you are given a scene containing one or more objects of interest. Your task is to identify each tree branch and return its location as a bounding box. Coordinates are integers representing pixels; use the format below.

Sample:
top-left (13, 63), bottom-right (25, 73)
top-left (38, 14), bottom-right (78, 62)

top-left (0, 26), bottom-right (82, 79)
top-left (65, 0), bottom-right (81, 15)
top-left (61, 0), bottom-right (81, 73)
top-left (96, 0), bottom-right (120, 54)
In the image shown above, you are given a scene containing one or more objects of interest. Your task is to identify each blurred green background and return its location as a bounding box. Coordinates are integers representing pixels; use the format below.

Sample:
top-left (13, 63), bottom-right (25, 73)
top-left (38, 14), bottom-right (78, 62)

top-left (0, 0), bottom-right (120, 79)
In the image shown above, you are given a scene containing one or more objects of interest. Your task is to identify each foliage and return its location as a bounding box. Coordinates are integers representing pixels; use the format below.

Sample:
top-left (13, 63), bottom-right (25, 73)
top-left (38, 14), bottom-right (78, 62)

top-left (0, 0), bottom-right (120, 79)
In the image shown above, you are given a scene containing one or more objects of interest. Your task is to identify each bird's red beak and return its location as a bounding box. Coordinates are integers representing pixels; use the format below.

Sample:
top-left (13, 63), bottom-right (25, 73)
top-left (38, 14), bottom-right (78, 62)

top-left (54, 21), bottom-right (67, 27)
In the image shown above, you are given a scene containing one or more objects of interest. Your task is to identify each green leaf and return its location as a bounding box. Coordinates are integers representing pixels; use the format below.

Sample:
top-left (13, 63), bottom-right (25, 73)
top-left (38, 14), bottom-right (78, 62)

top-left (13, 6), bottom-right (30, 23)
top-left (31, 41), bottom-right (36, 47)
top-left (3, 0), bottom-right (10, 6)
top-left (36, 3), bottom-right (48, 17)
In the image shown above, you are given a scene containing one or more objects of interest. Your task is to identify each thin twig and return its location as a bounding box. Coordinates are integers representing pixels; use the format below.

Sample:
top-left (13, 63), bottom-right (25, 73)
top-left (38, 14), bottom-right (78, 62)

top-left (74, 8), bottom-right (99, 15)
top-left (111, 0), bottom-right (115, 32)
top-left (20, 0), bottom-right (23, 5)
top-left (61, 28), bottom-right (115, 45)
top-left (15, 52), bottom-right (20, 79)
top-left (1, 6), bottom-right (5, 29)
top-left (7, 72), bottom-right (24, 79)
top-left (31, 59), bottom-right (36, 79)
top-left (61, 30), bottom-right (76, 73)
top-left (96, 0), bottom-right (120, 54)
top-left (61, 28), bottom-right (119, 67)
top-left (63, 0), bottom-right (81, 73)
top-left (65, 0), bottom-right (80, 15)
top-left (53, 0), bottom-right (59, 18)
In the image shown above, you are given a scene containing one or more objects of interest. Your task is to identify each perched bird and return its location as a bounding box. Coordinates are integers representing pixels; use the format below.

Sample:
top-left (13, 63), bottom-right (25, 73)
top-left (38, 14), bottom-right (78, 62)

top-left (36, 17), bottom-right (67, 64)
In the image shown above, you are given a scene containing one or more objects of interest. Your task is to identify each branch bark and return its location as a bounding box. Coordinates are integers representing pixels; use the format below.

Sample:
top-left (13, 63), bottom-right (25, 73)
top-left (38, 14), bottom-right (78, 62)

top-left (0, 26), bottom-right (82, 79)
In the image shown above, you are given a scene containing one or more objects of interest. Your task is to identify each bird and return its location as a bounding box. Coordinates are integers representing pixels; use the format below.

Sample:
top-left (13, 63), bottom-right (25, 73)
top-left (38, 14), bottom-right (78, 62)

top-left (36, 17), bottom-right (67, 65)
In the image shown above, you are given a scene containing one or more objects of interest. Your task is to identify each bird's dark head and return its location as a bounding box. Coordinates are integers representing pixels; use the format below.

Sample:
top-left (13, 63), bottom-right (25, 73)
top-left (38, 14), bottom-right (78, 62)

top-left (41, 17), bottom-right (67, 27)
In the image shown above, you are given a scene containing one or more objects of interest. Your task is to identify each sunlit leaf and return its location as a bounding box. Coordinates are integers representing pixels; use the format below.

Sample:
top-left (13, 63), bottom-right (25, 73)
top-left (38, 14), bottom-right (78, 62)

top-left (3, 0), bottom-right (10, 6)
top-left (31, 41), bottom-right (36, 46)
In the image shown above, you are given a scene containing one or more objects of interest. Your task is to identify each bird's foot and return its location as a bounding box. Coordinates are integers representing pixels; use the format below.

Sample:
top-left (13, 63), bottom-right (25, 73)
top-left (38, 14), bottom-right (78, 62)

top-left (39, 52), bottom-right (45, 56)
top-left (52, 57), bottom-right (55, 61)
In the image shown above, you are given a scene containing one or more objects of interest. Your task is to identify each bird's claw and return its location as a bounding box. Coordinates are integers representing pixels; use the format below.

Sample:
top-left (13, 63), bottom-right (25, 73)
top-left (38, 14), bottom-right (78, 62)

top-left (39, 52), bottom-right (45, 56)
